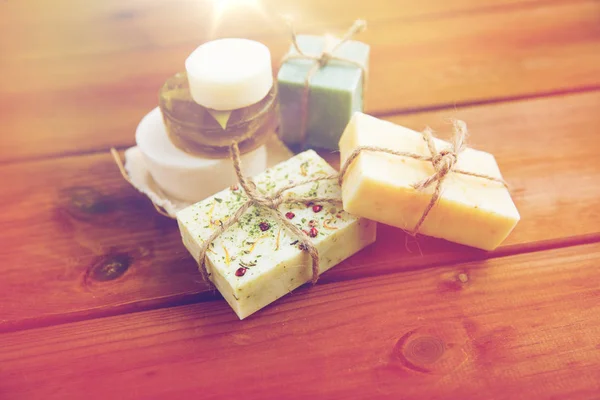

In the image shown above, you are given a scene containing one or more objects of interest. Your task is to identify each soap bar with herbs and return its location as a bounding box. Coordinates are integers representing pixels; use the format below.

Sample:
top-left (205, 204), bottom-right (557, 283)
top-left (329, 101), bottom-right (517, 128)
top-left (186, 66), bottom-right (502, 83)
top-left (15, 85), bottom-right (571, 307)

top-left (339, 112), bottom-right (520, 251)
top-left (177, 150), bottom-right (376, 319)
top-left (277, 35), bottom-right (369, 151)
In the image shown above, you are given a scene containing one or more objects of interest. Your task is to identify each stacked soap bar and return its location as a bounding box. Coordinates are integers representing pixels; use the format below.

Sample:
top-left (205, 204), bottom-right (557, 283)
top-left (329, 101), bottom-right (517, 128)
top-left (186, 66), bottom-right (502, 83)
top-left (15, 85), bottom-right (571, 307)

top-left (135, 107), bottom-right (267, 202)
top-left (339, 112), bottom-right (520, 251)
top-left (277, 35), bottom-right (369, 150)
top-left (177, 150), bottom-right (376, 319)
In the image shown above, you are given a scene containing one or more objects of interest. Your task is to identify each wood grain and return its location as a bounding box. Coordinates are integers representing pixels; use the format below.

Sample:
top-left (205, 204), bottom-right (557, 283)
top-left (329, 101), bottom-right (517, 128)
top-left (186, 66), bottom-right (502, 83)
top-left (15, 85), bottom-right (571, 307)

top-left (1, 91), bottom-right (599, 331)
top-left (1, 1), bottom-right (600, 397)
top-left (0, 0), bottom-right (562, 47)
top-left (1, 243), bottom-right (599, 400)
top-left (1, 0), bottom-right (599, 162)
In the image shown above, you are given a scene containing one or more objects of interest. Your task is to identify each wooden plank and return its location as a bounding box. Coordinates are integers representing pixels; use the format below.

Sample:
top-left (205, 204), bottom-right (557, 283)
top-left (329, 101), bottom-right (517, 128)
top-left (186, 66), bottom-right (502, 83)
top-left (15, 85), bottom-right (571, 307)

top-left (1, 0), bottom-right (599, 161)
top-left (0, 0), bottom-right (567, 57)
top-left (1, 91), bottom-right (599, 331)
top-left (1, 243), bottom-right (599, 400)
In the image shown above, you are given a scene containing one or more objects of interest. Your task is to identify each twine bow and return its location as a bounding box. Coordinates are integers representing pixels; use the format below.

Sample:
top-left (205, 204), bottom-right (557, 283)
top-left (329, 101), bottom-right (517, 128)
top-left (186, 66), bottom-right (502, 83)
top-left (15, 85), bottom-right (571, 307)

top-left (197, 142), bottom-right (341, 285)
top-left (338, 119), bottom-right (508, 235)
top-left (281, 18), bottom-right (368, 149)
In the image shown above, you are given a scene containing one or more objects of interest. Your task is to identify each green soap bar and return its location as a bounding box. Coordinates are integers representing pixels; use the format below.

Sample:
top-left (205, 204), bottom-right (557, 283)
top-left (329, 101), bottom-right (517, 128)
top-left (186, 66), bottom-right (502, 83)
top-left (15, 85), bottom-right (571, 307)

top-left (277, 35), bottom-right (370, 150)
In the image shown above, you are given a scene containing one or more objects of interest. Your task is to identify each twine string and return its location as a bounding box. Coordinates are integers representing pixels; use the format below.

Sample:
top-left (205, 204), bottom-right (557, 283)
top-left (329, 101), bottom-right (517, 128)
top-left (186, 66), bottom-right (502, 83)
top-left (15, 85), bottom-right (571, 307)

top-left (281, 18), bottom-right (368, 148)
top-left (196, 141), bottom-right (341, 285)
top-left (337, 120), bottom-right (508, 235)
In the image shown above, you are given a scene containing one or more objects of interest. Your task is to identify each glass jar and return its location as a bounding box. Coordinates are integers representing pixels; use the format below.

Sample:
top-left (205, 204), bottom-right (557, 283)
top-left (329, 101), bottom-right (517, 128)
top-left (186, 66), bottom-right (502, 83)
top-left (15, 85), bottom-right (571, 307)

top-left (159, 72), bottom-right (277, 159)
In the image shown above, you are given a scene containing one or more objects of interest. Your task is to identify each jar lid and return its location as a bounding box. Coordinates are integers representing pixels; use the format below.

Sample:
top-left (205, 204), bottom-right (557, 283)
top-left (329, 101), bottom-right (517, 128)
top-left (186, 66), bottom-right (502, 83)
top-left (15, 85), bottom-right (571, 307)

top-left (185, 38), bottom-right (273, 111)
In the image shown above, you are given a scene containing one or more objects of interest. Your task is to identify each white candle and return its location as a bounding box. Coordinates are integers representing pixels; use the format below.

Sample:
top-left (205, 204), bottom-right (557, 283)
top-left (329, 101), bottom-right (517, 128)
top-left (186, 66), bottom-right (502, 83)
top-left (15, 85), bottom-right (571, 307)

top-left (185, 38), bottom-right (273, 111)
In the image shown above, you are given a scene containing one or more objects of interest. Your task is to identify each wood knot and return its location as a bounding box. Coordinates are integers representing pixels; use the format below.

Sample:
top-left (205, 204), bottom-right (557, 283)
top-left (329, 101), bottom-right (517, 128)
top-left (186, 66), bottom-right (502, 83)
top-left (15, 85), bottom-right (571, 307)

top-left (438, 270), bottom-right (470, 293)
top-left (85, 253), bottom-right (132, 283)
top-left (402, 335), bottom-right (446, 365)
top-left (60, 186), bottom-right (115, 221)
top-left (391, 325), bottom-right (470, 375)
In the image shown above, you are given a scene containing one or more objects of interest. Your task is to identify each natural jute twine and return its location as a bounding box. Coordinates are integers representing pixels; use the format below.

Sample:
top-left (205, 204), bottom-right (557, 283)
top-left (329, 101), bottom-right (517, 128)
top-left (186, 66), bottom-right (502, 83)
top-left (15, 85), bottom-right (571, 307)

top-left (281, 18), bottom-right (368, 149)
top-left (197, 141), bottom-right (341, 285)
top-left (337, 119), bottom-right (509, 235)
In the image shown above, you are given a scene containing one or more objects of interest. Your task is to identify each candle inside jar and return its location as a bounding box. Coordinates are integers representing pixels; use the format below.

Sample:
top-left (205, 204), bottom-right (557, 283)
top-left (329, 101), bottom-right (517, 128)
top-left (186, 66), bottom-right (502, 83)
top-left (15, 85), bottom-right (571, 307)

top-left (159, 38), bottom-right (277, 159)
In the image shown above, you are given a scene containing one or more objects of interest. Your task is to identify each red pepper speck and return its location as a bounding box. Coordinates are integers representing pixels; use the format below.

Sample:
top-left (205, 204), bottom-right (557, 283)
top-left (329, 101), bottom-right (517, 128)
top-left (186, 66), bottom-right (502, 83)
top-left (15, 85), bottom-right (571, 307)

top-left (235, 267), bottom-right (247, 277)
top-left (308, 227), bottom-right (318, 238)
top-left (285, 212), bottom-right (295, 219)
top-left (230, 184), bottom-right (239, 191)
top-left (308, 220), bottom-right (317, 227)
top-left (259, 222), bottom-right (270, 231)
top-left (312, 204), bottom-right (323, 213)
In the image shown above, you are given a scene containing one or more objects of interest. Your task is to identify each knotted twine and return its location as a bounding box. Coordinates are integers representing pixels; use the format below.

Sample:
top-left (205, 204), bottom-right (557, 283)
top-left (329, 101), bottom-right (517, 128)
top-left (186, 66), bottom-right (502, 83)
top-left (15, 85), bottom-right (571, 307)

top-left (337, 119), bottom-right (509, 235)
top-left (281, 18), bottom-right (368, 149)
top-left (197, 141), bottom-right (341, 285)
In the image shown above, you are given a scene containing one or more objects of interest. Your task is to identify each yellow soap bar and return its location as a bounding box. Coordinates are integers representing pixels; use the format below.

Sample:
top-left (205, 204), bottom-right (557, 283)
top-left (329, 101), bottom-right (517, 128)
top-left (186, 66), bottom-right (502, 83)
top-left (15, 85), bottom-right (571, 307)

top-left (339, 112), bottom-right (520, 251)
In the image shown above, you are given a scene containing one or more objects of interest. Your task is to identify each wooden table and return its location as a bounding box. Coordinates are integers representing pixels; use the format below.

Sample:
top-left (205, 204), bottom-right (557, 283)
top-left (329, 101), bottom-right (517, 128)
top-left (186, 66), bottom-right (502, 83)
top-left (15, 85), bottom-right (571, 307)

top-left (1, 0), bottom-right (599, 398)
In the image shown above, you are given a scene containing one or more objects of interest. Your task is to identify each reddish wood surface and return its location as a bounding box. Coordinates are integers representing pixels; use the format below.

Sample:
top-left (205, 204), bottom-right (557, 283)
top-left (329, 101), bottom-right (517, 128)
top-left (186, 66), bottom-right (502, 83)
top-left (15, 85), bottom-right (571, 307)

top-left (1, 0), bottom-right (599, 398)
top-left (1, 92), bottom-right (599, 332)
top-left (1, 0), bottom-right (599, 162)
top-left (1, 244), bottom-right (599, 400)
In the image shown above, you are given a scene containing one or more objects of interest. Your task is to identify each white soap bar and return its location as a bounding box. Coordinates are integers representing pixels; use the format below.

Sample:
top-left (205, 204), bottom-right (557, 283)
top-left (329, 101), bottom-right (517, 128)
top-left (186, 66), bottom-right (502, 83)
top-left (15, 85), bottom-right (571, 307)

top-left (339, 112), bottom-right (520, 251)
top-left (177, 150), bottom-right (377, 319)
top-left (185, 38), bottom-right (273, 111)
top-left (135, 107), bottom-right (267, 202)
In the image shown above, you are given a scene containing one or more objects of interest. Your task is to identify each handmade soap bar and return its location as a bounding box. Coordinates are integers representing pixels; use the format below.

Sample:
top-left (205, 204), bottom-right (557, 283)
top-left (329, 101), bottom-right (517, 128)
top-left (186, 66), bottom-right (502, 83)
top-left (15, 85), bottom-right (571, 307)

top-left (339, 113), bottom-right (520, 251)
top-left (177, 150), bottom-right (376, 319)
top-left (277, 35), bottom-right (369, 150)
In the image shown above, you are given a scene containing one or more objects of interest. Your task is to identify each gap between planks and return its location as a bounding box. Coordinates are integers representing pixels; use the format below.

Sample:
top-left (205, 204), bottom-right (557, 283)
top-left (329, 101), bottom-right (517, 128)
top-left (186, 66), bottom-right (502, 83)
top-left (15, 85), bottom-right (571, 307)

top-left (1, 90), bottom-right (599, 333)
top-left (3, 232), bottom-right (599, 334)
top-left (1, 85), bottom-right (599, 167)
top-left (1, 242), bottom-right (599, 399)
top-left (1, 0), bottom-right (599, 162)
